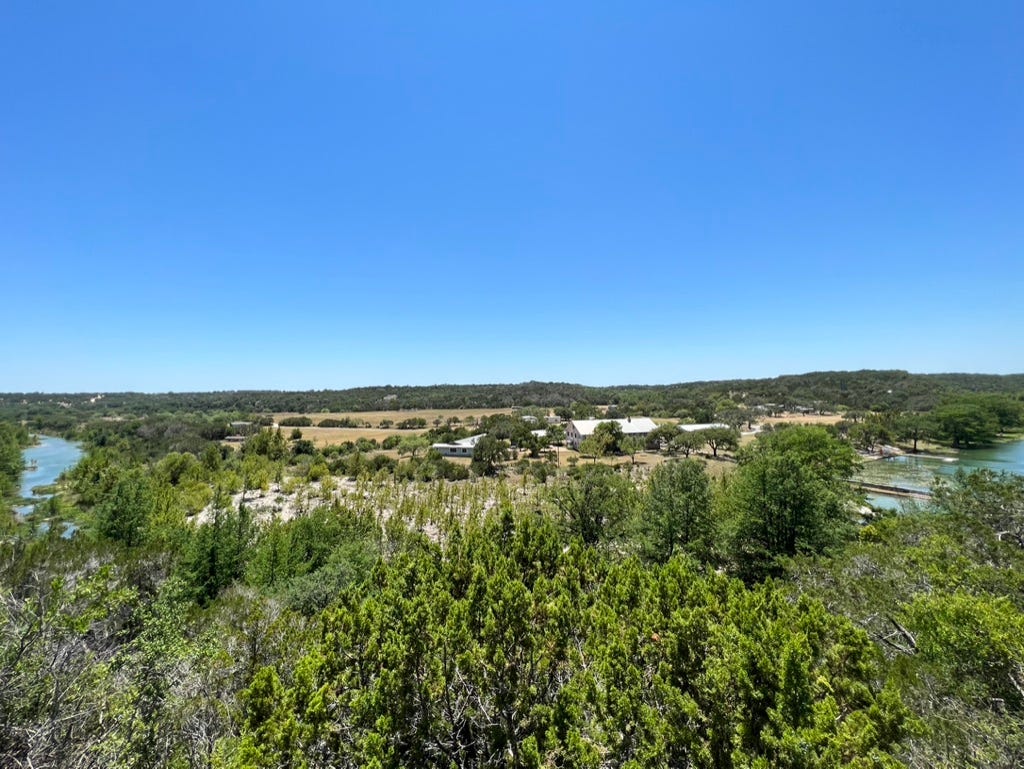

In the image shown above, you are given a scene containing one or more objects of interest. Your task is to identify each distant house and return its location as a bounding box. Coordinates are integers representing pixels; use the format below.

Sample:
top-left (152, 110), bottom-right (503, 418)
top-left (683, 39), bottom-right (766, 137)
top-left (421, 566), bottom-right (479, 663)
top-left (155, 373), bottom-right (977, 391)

top-left (431, 433), bottom-right (487, 458)
top-left (565, 417), bottom-right (658, 450)
top-left (677, 422), bottom-right (730, 433)
top-left (225, 421), bottom-right (257, 442)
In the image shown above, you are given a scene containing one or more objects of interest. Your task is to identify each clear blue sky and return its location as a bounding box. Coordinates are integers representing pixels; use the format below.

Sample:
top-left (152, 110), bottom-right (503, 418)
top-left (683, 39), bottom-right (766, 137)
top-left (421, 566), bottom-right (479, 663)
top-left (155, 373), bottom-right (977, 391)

top-left (2, 2), bottom-right (1022, 392)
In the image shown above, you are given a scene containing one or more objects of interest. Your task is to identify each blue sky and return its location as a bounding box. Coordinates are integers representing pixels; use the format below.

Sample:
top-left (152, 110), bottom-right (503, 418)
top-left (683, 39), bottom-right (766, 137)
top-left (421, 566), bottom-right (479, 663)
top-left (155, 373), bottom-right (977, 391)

top-left (2, 2), bottom-right (1022, 392)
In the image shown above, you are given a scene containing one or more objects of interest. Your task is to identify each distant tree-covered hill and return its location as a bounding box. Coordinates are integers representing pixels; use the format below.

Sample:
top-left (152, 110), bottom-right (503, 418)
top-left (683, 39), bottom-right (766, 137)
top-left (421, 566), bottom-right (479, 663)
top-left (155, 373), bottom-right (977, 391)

top-left (2, 370), bottom-right (1022, 428)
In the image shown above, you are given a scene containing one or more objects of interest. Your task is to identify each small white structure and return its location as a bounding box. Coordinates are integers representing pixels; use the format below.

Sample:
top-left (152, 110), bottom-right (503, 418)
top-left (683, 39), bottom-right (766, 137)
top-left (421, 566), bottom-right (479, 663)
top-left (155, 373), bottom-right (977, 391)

top-left (565, 417), bottom-right (659, 450)
top-left (678, 423), bottom-right (730, 433)
top-left (431, 433), bottom-right (487, 458)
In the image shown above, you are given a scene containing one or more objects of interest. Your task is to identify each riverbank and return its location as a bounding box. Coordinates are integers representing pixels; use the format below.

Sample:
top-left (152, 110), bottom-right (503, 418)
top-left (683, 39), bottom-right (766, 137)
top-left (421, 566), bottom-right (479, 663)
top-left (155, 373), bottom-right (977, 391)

top-left (13, 436), bottom-right (83, 524)
top-left (858, 435), bottom-right (1024, 510)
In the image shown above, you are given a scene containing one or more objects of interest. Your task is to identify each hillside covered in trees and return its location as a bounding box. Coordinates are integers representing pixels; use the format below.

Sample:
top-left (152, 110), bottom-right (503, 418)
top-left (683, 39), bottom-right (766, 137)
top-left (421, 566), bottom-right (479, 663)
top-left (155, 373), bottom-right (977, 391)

top-left (3, 370), bottom-right (1024, 428)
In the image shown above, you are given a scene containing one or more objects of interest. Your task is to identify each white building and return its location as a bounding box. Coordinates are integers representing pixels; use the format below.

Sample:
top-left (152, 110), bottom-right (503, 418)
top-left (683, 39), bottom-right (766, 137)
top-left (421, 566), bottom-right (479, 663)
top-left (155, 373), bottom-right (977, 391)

top-left (431, 433), bottom-right (487, 458)
top-left (678, 422), bottom-right (730, 433)
top-left (565, 417), bottom-right (659, 450)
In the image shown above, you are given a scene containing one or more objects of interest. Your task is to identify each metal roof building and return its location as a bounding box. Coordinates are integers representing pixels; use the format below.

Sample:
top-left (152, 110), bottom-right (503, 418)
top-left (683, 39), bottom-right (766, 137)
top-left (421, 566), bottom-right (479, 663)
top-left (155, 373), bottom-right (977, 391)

top-left (565, 417), bottom-right (659, 450)
top-left (431, 433), bottom-right (487, 458)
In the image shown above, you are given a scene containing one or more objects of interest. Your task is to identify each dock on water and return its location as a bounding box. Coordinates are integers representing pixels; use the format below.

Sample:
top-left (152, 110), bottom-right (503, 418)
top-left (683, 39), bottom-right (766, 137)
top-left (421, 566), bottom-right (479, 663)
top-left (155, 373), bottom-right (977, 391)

top-left (852, 481), bottom-right (932, 501)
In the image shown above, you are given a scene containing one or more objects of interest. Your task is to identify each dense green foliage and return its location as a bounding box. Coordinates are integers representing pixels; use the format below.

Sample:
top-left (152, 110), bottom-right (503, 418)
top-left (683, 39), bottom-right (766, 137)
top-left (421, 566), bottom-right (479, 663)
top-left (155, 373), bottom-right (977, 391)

top-left (640, 458), bottom-right (715, 563)
top-left (791, 470), bottom-right (1024, 767)
top-left (0, 422), bottom-right (30, 501)
top-left (220, 526), bottom-right (909, 768)
top-left (2, 405), bottom-right (1024, 767)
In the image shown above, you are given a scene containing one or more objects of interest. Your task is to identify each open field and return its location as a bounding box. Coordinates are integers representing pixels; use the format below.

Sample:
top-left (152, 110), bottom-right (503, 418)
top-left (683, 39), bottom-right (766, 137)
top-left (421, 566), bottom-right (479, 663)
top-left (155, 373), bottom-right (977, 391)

top-left (270, 408), bottom-right (518, 447)
top-left (761, 413), bottom-right (844, 427)
top-left (293, 426), bottom-right (422, 446)
top-left (274, 408), bottom-right (518, 426)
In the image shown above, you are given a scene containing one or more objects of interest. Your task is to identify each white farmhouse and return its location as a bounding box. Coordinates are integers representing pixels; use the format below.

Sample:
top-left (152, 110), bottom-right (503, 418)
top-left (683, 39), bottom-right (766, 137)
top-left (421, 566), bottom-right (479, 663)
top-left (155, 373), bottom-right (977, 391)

top-left (565, 417), bottom-right (659, 450)
top-left (431, 433), bottom-right (487, 458)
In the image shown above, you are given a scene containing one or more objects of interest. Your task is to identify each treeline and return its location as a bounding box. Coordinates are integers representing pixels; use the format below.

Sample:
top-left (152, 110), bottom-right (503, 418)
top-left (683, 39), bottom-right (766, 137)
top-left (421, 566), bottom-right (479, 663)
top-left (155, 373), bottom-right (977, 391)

top-left (0, 422), bottom-right (31, 502)
top-left (836, 393), bottom-right (1024, 451)
top-left (4, 370), bottom-right (1024, 428)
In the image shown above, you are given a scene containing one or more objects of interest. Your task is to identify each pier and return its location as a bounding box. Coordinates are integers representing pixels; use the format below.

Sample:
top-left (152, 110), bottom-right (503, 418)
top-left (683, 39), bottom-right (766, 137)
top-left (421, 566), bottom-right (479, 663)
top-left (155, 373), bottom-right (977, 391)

top-left (852, 481), bottom-right (932, 501)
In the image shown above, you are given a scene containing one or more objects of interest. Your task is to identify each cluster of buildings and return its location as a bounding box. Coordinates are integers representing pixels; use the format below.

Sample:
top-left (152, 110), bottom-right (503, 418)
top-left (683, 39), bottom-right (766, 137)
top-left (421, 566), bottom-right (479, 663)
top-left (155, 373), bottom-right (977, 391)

top-left (432, 416), bottom-right (727, 457)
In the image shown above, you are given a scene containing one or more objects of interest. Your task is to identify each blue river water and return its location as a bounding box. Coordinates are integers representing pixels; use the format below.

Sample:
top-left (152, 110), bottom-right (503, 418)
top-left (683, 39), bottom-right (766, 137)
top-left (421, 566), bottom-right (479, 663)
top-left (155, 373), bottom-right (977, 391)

top-left (857, 438), bottom-right (1024, 510)
top-left (15, 435), bottom-right (84, 535)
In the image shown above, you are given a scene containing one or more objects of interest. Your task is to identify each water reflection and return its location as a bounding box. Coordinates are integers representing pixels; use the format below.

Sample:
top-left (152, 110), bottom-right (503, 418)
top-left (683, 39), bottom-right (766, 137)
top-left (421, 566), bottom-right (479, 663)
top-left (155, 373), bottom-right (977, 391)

top-left (858, 439), bottom-right (1024, 511)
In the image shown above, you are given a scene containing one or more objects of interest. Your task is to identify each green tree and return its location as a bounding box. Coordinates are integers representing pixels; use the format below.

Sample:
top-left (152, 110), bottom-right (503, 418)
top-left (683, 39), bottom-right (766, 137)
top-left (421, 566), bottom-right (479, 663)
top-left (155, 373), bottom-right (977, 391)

top-left (725, 426), bottom-right (858, 581)
top-left (972, 394), bottom-right (1024, 432)
top-left (646, 423), bottom-right (680, 452)
top-left (243, 428), bottom-right (287, 461)
top-left (578, 435), bottom-right (606, 462)
top-left (201, 442), bottom-right (223, 472)
top-left (397, 435), bottom-right (429, 461)
top-left (670, 429), bottom-right (705, 457)
top-left (572, 401), bottom-right (599, 419)
top-left (700, 426), bottom-right (739, 457)
top-left (552, 464), bottom-right (636, 545)
top-left (593, 420), bottom-right (624, 454)
top-left (0, 422), bottom-right (27, 499)
top-left (95, 467), bottom-right (155, 547)
top-left (727, 452), bottom-right (851, 581)
top-left (177, 503), bottom-right (254, 604)
top-left (641, 458), bottom-right (715, 563)
top-left (746, 423), bottom-right (860, 484)
top-left (847, 420), bottom-right (881, 452)
top-left (470, 435), bottom-right (509, 476)
top-left (897, 412), bottom-right (933, 453)
top-left (620, 434), bottom-right (644, 464)
top-left (933, 468), bottom-right (1024, 549)
top-left (932, 402), bottom-right (999, 448)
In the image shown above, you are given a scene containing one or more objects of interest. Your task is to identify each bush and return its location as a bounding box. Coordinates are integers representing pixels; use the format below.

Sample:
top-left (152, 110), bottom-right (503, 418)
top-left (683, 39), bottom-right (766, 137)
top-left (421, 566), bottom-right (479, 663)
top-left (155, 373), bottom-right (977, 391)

top-left (318, 417), bottom-right (361, 428)
top-left (307, 462), bottom-right (331, 482)
top-left (397, 418), bottom-right (427, 429)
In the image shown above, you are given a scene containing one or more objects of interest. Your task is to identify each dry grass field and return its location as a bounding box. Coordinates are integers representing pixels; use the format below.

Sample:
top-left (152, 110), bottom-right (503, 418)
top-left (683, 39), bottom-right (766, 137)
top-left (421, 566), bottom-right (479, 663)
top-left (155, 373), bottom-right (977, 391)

top-left (274, 408), bottom-right (517, 426)
top-left (760, 413), bottom-right (844, 427)
top-left (296, 427), bottom-right (420, 447)
top-left (271, 408), bottom-right (518, 448)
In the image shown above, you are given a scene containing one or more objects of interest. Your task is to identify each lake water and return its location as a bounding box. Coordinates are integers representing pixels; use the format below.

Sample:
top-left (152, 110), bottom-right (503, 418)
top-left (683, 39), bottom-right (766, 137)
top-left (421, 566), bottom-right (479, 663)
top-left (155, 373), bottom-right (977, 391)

top-left (15, 435), bottom-right (84, 536)
top-left (857, 438), bottom-right (1024, 510)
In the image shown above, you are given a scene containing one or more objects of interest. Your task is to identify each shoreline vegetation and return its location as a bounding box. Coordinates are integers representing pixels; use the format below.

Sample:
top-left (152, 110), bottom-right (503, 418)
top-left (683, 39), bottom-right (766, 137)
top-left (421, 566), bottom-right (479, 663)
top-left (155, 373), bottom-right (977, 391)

top-left (2, 370), bottom-right (1023, 767)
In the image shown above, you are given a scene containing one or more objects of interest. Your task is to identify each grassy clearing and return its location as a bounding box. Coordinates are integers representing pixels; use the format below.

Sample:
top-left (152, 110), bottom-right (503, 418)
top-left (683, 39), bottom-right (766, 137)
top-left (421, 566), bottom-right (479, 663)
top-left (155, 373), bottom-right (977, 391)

top-left (272, 408), bottom-right (518, 448)
top-left (760, 413), bottom-right (844, 427)
top-left (274, 407), bottom-right (517, 427)
top-left (298, 427), bottom-right (421, 447)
